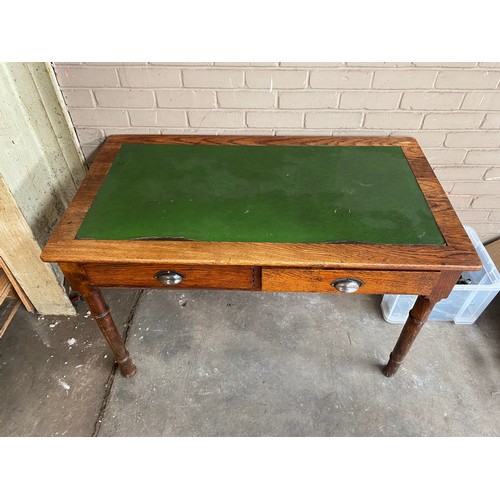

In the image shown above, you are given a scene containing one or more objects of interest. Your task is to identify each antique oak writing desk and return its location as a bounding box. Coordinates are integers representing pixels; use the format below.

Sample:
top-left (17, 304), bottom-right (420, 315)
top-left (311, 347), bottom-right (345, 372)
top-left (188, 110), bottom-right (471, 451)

top-left (41, 135), bottom-right (481, 378)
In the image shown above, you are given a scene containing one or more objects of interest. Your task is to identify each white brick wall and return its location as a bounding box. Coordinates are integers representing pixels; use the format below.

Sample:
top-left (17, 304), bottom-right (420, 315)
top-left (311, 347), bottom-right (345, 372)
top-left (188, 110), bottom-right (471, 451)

top-left (53, 62), bottom-right (500, 242)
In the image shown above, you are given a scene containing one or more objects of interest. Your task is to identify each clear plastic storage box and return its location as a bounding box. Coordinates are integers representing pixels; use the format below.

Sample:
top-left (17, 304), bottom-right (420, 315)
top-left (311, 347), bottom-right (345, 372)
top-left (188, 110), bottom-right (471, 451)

top-left (381, 226), bottom-right (500, 325)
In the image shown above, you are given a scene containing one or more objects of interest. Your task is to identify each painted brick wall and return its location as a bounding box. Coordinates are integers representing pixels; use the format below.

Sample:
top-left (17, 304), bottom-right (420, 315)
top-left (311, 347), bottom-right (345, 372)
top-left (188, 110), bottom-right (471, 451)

top-left (52, 62), bottom-right (500, 242)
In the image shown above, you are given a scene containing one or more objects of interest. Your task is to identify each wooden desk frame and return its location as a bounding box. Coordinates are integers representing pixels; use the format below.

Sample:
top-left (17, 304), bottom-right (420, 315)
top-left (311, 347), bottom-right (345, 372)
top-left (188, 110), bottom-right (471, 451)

top-left (41, 135), bottom-right (482, 378)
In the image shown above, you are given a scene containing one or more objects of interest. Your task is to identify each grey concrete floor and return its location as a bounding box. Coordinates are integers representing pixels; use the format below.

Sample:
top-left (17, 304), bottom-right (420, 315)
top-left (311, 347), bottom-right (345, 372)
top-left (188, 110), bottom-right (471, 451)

top-left (0, 288), bottom-right (499, 436)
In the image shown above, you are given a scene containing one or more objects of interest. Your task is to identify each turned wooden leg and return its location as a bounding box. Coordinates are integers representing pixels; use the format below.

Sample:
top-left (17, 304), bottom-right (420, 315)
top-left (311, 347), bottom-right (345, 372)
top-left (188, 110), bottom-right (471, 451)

top-left (383, 295), bottom-right (434, 377)
top-left (84, 288), bottom-right (137, 377)
top-left (383, 270), bottom-right (461, 378)
top-left (60, 263), bottom-right (137, 377)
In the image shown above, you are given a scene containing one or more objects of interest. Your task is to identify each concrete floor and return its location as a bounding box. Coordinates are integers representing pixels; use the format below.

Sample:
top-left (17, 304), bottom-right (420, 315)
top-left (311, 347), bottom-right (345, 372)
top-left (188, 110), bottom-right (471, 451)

top-left (0, 288), bottom-right (499, 436)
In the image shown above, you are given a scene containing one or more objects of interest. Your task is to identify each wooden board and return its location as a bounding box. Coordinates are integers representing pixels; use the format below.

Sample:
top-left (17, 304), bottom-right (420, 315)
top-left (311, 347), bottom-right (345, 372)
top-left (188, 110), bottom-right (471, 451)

top-left (0, 270), bottom-right (11, 301)
top-left (0, 269), bottom-right (21, 338)
top-left (0, 257), bottom-right (34, 312)
top-left (0, 297), bottom-right (20, 339)
top-left (0, 176), bottom-right (74, 315)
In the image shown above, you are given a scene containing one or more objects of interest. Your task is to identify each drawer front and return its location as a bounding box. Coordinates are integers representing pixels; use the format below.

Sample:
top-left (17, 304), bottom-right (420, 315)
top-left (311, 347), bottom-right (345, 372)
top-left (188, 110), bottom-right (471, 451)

top-left (84, 263), bottom-right (260, 290)
top-left (261, 268), bottom-right (440, 295)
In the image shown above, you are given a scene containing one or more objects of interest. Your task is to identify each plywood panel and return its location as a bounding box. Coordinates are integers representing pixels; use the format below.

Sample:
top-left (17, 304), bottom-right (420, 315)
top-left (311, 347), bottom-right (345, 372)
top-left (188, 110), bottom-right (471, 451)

top-left (0, 258), bottom-right (34, 312)
top-left (0, 269), bottom-right (21, 339)
top-left (0, 176), bottom-right (75, 315)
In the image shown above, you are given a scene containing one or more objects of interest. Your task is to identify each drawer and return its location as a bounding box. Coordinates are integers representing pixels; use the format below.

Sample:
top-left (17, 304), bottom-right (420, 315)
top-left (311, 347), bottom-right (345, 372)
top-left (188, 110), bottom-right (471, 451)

top-left (261, 267), bottom-right (440, 295)
top-left (84, 263), bottom-right (260, 290)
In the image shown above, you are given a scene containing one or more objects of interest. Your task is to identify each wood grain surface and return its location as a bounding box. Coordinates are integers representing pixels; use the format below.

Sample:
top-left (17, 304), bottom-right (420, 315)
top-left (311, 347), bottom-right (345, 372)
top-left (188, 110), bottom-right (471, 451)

top-left (84, 263), bottom-right (260, 290)
top-left (261, 268), bottom-right (440, 295)
top-left (41, 135), bottom-right (482, 273)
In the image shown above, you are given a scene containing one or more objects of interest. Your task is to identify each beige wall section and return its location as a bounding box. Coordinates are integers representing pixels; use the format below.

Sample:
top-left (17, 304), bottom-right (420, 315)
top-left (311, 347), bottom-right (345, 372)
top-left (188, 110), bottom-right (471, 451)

top-left (53, 62), bottom-right (500, 243)
top-left (0, 63), bottom-right (86, 246)
top-left (0, 62), bottom-right (87, 315)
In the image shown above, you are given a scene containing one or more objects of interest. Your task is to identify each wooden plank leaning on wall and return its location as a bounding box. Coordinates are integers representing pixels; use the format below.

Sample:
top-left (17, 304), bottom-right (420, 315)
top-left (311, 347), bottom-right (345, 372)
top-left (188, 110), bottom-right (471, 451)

top-left (0, 269), bottom-right (21, 338)
top-left (0, 176), bottom-right (75, 316)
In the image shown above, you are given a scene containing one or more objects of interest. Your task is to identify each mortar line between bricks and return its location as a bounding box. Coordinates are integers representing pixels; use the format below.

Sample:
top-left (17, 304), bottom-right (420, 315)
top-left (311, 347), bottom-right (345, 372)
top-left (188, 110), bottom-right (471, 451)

top-left (92, 289), bottom-right (143, 437)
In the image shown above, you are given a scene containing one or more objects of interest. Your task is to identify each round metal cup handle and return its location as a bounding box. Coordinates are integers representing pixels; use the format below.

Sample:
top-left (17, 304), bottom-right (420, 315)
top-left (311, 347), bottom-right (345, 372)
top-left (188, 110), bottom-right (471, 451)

top-left (331, 277), bottom-right (364, 293)
top-left (155, 271), bottom-right (184, 286)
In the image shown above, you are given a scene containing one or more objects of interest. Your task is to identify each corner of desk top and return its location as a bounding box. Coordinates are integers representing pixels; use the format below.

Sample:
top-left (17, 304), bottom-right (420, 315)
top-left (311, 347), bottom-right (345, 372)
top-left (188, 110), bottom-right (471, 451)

top-left (40, 239), bottom-right (66, 263)
top-left (39, 245), bottom-right (55, 263)
top-left (102, 134), bottom-right (128, 145)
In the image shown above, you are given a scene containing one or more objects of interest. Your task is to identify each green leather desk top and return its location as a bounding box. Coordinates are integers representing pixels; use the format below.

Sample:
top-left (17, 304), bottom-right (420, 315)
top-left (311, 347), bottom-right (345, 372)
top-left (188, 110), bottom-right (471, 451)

top-left (76, 143), bottom-right (445, 245)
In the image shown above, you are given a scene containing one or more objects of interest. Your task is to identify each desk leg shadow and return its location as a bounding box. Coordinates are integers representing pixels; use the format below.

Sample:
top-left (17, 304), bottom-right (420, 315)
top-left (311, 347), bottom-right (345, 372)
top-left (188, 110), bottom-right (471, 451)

top-left (60, 263), bottom-right (137, 378)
